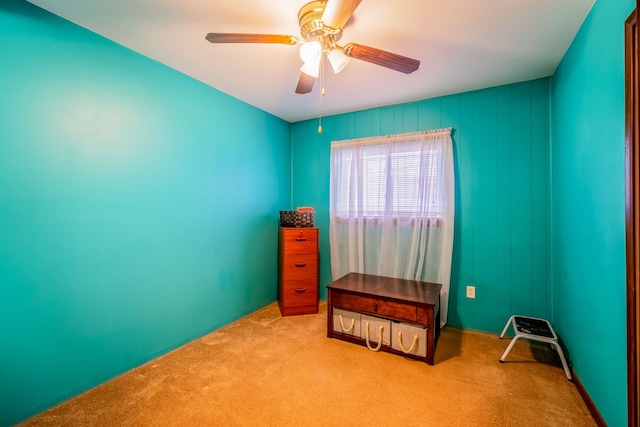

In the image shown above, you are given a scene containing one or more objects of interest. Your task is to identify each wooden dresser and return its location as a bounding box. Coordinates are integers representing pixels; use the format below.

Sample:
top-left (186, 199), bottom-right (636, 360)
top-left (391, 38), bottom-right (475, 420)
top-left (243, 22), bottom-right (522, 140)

top-left (278, 226), bottom-right (319, 316)
top-left (327, 272), bottom-right (442, 365)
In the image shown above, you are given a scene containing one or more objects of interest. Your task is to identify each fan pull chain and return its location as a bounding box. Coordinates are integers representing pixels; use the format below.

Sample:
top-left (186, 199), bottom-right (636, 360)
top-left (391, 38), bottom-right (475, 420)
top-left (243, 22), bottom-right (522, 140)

top-left (318, 54), bottom-right (325, 134)
top-left (318, 92), bottom-right (323, 135)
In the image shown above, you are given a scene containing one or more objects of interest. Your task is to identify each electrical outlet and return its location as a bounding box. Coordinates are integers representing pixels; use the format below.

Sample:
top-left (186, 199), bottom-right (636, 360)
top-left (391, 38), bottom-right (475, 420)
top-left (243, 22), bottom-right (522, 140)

top-left (466, 285), bottom-right (476, 299)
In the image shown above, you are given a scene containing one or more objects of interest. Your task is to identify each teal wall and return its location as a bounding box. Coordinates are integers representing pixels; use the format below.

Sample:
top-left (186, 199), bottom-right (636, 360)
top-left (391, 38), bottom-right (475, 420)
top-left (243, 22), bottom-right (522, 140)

top-left (2, 0), bottom-right (634, 425)
top-left (0, 1), bottom-right (290, 425)
top-left (291, 79), bottom-right (551, 333)
top-left (551, 0), bottom-right (633, 425)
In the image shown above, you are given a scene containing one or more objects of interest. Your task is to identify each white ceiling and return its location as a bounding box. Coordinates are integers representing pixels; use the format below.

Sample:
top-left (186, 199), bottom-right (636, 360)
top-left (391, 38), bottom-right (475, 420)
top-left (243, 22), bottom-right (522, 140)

top-left (26, 0), bottom-right (594, 123)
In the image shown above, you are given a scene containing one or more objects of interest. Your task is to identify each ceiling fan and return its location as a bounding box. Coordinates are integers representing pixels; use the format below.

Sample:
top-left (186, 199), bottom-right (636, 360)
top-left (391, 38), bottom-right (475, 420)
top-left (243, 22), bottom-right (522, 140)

top-left (205, 0), bottom-right (420, 94)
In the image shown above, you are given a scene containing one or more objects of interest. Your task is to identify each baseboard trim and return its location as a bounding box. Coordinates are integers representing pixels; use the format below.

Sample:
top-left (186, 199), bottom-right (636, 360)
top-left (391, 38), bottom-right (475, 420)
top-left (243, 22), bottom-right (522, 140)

top-left (572, 371), bottom-right (607, 427)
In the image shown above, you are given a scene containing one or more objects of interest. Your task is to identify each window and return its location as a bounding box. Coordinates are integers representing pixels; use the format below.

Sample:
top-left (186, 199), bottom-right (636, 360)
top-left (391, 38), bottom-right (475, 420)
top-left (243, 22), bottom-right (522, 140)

top-left (330, 131), bottom-right (449, 222)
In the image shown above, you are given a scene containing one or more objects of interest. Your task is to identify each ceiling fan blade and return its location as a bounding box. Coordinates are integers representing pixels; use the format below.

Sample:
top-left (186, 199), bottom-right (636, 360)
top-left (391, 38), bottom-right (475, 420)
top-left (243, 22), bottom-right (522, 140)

top-left (205, 33), bottom-right (299, 45)
top-left (343, 43), bottom-right (420, 74)
top-left (321, 0), bottom-right (362, 29)
top-left (295, 72), bottom-right (316, 94)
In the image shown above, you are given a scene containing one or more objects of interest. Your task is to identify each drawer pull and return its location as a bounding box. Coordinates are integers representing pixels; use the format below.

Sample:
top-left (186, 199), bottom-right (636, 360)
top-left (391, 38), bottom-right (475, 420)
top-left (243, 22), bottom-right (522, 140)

top-left (295, 232), bottom-right (307, 241)
top-left (364, 321), bottom-right (384, 352)
top-left (397, 331), bottom-right (420, 354)
top-left (294, 288), bottom-right (307, 293)
top-left (338, 314), bottom-right (355, 333)
top-left (295, 263), bottom-right (307, 267)
top-left (373, 303), bottom-right (378, 312)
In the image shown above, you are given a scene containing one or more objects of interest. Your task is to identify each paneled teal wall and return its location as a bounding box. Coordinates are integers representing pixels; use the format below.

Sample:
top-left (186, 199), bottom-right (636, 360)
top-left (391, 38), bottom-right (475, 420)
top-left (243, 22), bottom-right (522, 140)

top-left (2, 0), bottom-right (630, 425)
top-left (291, 79), bottom-right (550, 333)
top-left (551, 0), bottom-right (633, 425)
top-left (0, 1), bottom-right (290, 425)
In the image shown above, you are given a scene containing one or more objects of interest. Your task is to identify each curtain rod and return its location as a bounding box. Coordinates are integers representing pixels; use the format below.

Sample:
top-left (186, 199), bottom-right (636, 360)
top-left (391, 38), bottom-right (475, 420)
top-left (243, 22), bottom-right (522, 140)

top-left (331, 127), bottom-right (453, 146)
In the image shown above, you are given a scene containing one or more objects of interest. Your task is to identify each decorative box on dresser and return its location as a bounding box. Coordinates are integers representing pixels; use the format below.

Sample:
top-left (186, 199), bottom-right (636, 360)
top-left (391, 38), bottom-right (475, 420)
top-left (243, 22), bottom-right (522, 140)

top-left (278, 226), bottom-right (319, 316)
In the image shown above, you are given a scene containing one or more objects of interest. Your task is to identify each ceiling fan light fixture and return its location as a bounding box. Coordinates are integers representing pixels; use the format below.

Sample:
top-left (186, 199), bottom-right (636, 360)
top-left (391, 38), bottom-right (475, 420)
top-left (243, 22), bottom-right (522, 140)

top-left (327, 47), bottom-right (350, 74)
top-left (206, 0), bottom-right (421, 102)
top-left (300, 59), bottom-right (321, 78)
top-left (299, 40), bottom-right (322, 63)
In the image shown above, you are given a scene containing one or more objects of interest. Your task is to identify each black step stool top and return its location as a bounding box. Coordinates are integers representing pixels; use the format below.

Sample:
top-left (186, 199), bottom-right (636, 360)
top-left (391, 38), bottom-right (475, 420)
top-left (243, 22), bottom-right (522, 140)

top-left (513, 316), bottom-right (554, 338)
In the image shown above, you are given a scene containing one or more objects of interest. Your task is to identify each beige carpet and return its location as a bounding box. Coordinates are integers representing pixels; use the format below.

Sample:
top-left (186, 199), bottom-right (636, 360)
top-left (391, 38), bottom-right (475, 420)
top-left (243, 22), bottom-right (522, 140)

top-left (20, 302), bottom-right (595, 426)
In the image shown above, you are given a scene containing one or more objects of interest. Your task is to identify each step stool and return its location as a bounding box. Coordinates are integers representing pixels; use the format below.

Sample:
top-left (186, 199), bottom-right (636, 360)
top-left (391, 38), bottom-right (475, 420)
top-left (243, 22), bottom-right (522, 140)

top-left (499, 315), bottom-right (572, 381)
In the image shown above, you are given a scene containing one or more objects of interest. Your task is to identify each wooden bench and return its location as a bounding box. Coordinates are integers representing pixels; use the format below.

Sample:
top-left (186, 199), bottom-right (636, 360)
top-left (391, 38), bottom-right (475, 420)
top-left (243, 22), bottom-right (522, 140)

top-left (327, 272), bottom-right (442, 365)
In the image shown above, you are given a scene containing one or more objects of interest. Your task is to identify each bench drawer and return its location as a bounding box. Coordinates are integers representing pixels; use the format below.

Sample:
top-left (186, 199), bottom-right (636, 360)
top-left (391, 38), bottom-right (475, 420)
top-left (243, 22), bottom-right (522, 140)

top-left (332, 309), bottom-right (361, 336)
top-left (334, 293), bottom-right (418, 323)
top-left (360, 314), bottom-right (391, 346)
top-left (392, 322), bottom-right (427, 357)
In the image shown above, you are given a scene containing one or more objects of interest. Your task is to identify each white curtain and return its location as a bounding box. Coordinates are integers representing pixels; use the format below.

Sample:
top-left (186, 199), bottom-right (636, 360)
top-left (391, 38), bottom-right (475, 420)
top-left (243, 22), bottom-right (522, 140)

top-left (329, 128), bottom-right (454, 327)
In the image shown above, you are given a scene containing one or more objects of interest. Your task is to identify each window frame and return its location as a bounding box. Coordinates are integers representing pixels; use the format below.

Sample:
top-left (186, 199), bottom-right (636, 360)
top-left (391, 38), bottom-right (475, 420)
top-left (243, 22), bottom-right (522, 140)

top-left (330, 131), bottom-right (449, 223)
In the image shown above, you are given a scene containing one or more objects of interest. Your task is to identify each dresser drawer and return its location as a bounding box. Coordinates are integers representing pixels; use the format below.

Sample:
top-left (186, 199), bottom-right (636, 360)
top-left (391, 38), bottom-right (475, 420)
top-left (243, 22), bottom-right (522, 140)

top-left (281, 229), bottom-right (317, 255)
top-left (283, 241), bottom-right (316, 255)
top-left (333, 293), bottom-right (418, 323)
top-left (281, 280), bottom-right (317, 308)
top-left (282, 255), bottom-right (317, 280)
